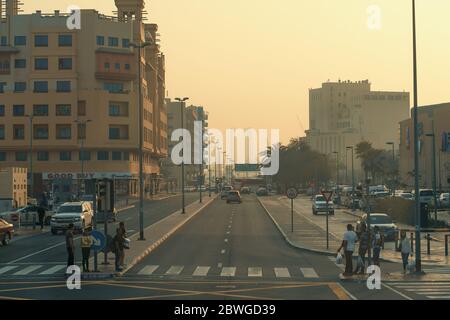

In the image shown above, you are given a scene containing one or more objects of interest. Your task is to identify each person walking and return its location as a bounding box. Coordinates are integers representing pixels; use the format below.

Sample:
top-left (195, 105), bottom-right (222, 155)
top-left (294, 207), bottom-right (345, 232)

top-left (337, 224), bottom-right (357, 276)
top-left (113, 228), bottom-right (124, 272)
top-left (399, 231), bottom-right (411, 273)
top-left (354, 223), bottom-right (369, 275)
top-left (372, 226), bottom-right (383, 266)
top-left (66, 224), bottom-right (75, 269)
top-left (81, 229), bottom-right (93, 272)
top-left (119, 222), bottom-right (127, 268)
top-left (37, 206), bottom-right (46, 231)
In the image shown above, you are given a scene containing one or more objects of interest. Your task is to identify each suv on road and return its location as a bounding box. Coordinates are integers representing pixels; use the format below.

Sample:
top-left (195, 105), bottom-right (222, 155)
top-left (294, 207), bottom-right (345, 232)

top-left (50, 202), bottom-right (93, 235)
top-left (227, 191), bottom-right (242, 204)
top-left (312, 195), bottom-right (334, 215)
top-left (221, 186), bottom-right (233, 199)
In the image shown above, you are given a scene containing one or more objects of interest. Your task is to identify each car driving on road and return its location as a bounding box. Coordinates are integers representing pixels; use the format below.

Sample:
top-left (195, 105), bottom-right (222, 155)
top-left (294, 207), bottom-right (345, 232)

top-left (0, 218), bottom-right (14, 246)
top-left (256, 187), bottom-right (268, 196)
top-left (50, 201), bottom-right (93, 235)
top-left (312, 195), bottom-right (334, 215)
top-left (227, 191), bottom-right (242, 204)
top-left (221, 186), bottom-right (233, 199)
top-left (356, 213), bottom-right (398, 241)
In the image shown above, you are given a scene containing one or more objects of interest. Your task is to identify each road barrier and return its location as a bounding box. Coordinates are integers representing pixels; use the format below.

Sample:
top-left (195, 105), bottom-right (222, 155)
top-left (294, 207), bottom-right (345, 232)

top-left (398, 228), bottom-right (450, 257)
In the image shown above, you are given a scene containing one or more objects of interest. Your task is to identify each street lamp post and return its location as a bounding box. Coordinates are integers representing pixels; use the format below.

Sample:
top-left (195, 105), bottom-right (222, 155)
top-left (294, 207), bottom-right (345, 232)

top-left (175, 97), bottom-right (189, 214)
top-left (25, 115), bottom-right (34, 199)
top-left (199, 115), bottom-right (204, 204)
top-left (346, 146), bottom-right (355, 212)
top-left (75, 119), bottom-right (91, 197)
top-left (208, 135), bottom-right (212, 197)
top-left (333, 151), bottom-right (340, 204)
top-left (129, 40), bottom-right (153, 240)
top-left (386, 142), bottom-right (396, 195)
top-left (426, 122), bottom-right (438, 222)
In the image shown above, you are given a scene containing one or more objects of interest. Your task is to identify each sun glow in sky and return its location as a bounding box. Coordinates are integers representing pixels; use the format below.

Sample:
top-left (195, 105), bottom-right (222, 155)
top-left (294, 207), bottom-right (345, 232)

top-left (25, 0), bottom-right (450, 143)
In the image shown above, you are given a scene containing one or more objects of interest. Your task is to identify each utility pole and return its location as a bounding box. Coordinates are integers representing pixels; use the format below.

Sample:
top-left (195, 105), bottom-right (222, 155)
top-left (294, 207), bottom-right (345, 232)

top-left (347, 146), bottom-right (355, 212)
top-left (426, 121), bottom-right (438, 222)
top-left (75, 119), bottom-right (91, 198)
top-left (175, 97), bottom-right (189, 214)
top-left (386, 142), bottom-right (395, 195)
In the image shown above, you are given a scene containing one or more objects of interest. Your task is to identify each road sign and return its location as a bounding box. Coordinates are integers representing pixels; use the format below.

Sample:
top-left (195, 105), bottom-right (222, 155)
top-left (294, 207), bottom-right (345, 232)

top-left (286, 188), bottom-right (298, 199)
top-left (321, 190), bottom-right (334, 203)
top-left (91, 230), bottom-right (106, 252)
top-left (10, 213), bottom-right (19, 222)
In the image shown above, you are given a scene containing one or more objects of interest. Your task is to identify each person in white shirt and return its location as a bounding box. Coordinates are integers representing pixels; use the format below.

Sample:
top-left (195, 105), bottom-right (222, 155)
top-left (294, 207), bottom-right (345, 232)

top-left (399, 231), bottom-right (411, 273)
top-left (337, 224), bottom-right (357, 276)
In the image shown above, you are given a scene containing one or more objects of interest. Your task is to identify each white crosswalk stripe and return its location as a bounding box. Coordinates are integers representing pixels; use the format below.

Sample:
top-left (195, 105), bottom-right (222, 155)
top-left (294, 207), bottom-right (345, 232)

top-left (193, 266), bottom-right (210, 277)
top-left (220, 267), bottom-right (236, 277)
top-left (423, 266), bottom-right (450, 274)
top-left (300, 267), bottom-right (319, 278)
top-left (13, 265), bottom-right (43, 275)
top-left (274, 267), bottom-right (290, 278)
top-left (166, 266), bottom-right (184, 275)
top-left (39, 265), bottom-right (66, 275)
top-left (388, 282), bottom-right (450, 300)
top-left (248, 267), bottom-right (263, 277)
top-left (138, 265), bottom-right (159, 275)
top-left (0, 266), bottom-right (19, 275)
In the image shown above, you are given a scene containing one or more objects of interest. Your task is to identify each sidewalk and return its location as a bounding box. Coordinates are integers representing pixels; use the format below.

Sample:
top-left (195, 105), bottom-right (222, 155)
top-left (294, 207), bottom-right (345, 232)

top-left (82, 194), bottom-right (218, 279)
top-left (258, 195), bottom-right (450, 266)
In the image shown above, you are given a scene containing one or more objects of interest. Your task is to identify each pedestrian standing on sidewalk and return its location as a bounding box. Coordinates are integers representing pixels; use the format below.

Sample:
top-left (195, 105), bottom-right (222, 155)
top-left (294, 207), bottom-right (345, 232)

top-left (337, 224), bottom-right (357, 276)
top-left (119, 221), bottom-right (127, 267)
top-left (113, 228), bottom-right (124, 272)
top-left (66, 224), bottom-right (75, 269)
top-left (372, 226), bottom-right (382, 266)
top-left (399, 231), bottom-right (411, 273)
top-left (81, 229), bottom-right (93, 272)
top-left (354, 223), bottom-right (369, 275)
top-left (37, 206), bottom-right (46, 231)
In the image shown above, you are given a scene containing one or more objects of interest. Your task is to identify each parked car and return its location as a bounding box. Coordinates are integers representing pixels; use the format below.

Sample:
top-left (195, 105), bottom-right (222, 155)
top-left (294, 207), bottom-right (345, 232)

top-left (373, 191), bottom-right (391, 199)
top-left (221, 186), bottom-right (233, 199)
top-left (436, 193), bottom-right (450, 209)
top-left (227, 191), bottom-right (242, 204)
top-left (0, 218), bottom-right (14, 246)
top-left (240, 187), bottom-right (251, 194)
top-left (50, 202), bottom-right (93, 235)
top-left (256, 188), bottom-right (269, 196)
top-left (312, 195), bottom-right (334, 215)
top-left (412, 189), bottom-right (434, 205)
top-left (356, 213), bottom-right (398, 241)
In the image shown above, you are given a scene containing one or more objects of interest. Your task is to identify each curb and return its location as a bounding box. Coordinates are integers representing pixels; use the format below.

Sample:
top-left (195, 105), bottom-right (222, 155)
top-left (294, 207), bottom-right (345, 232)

top-left (116, 195), bottom-right (218, 277)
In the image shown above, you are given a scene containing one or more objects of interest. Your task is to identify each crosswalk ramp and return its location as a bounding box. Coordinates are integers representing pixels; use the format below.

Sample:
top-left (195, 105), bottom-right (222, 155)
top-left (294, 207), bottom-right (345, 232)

top-left (388, 282), bottom-right (450, 300)
top-left (131, 265), bottom-right (322, 279)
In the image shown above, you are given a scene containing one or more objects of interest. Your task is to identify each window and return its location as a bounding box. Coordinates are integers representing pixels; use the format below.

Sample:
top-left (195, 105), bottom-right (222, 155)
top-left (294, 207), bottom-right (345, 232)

top-left (109, 104), bottom-right (120, 116)
top-left (0, 36), bottom-right (7, 46)
top-left (15, 152), bottom-right (27, 161)
top-left (122, 38), bottom-right (130, 48)
top-left (77, 101), bottom-right (86, 116)
top-left (33, 104), bottom-right (48, 116)
top-left (109, 125), bottom-right (128, 140)
top-left (0, 125), bottom-right (4, 139)
top-left (35, 58), bottom-right (48, 70)
top-left (114, 63), bottom-right (120, 71)
top-left (14, 82), bottom-right (26, 92)
top-left (125, 63), bottom-right (130, 70)
top-left (112, 151), bottom-right (122, 160)
top-left (34, 125), bottom-right (49, 139)
top-left (56, 81), bottom-right (71, 92)
top-left (104, 82), bottom-right (124, 93)
top-left (108, 37), bottom-right (119, 47)
top-left (0, 82), bottom-right (6, 93)
top-left (59, 151), bottom-right (71, 161)
top-left (13, 105), bottom-right (25, 116)
top-left (109, 102), bottom-right (129, 117)
top-left (13, 125), bottom-right (25, 140)
top-left (34, 35), bottom-right (48, 47)
top-left (14, 36), bottom-right (26, 46)
top-left (0, 152), bottom-right (5, 161)
top-left (56, 104), bottom-right (71, 116)
top-left (79, 151), bottom-right (90, 161)
top-left (56, 124), bottom-right (71, 139)
top-left (0, 105), bottom-right (4, 116)
top-left (96, 36), bottom-right (105, 46)
top-left (14, 59), bottom-right (26, 68)
top-left (37, 151), bottom-right (49, 161)
top-left (104, 62), bottom-right (110, 70)
top-left (34, 81), bottom-right (48, 93)
top-left (97, 151), bottom-right (109, 160)
top-left (58, 34), bottom-right (72, 47)
top-left (58, 58), bottom-right (72, 70)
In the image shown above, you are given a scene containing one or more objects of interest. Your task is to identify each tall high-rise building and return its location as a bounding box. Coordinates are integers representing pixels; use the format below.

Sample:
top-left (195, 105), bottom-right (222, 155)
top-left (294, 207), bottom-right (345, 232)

top-left (0, 0), bottom-right (168, 198)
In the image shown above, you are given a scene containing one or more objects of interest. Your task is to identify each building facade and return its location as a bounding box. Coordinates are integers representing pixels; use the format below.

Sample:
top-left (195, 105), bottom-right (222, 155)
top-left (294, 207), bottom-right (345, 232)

top-left (399, 103), bottom-right (450, 189)
top-left (0, 167), bottom-right (27, 208)
top-left (305, 80), bottom-right (410, 181)
top-left (0, 0), bottom-right (168, 198)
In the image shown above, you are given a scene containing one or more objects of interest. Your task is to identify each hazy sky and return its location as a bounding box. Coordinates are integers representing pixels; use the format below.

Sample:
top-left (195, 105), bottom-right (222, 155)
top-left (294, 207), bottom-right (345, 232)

top-left (24, 0), bottom-right (450, 144)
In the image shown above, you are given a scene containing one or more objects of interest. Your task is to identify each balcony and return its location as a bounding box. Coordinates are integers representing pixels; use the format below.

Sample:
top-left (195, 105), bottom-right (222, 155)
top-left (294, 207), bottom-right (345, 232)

top-left (95, 71), bottom-right (136, 81)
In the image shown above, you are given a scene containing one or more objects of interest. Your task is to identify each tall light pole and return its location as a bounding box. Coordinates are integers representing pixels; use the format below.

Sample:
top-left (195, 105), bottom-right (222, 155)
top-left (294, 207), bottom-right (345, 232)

top-left (386, 142), bottom-right (395, 195)
top-left (208, 134), bottom-right (212, 197)
top-left (412, 0), bottom-right (422, 273)
top-left (129, 40), bottom-right (153, 240)
top-left (175, 97), bottom-right (189, 213)
top-left (333, 151), bottom-right (340, 204)
top-left (346, 146), bottom-right (355, 212)
top-left (75, 119), bottom-right (91, 197)
top-left (199, 112), bottom-right (204, 203)
top-left (345, 148), bottom-right (349, 185)
top-left (25, 114), bottom-right (34, 199)
top-left (426, 121), bottom-right (438, 222)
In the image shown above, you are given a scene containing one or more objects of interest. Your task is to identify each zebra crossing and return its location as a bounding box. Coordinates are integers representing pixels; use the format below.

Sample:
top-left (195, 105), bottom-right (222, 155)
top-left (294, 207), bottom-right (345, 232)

top-left (132, 264), bottom-right (322, 279)
top-left (423, 266), bottom-right (450, 275)
top-left (0, 264), bottom-right (68, 277)
top-left (387, 282), bottom-right (450, 300)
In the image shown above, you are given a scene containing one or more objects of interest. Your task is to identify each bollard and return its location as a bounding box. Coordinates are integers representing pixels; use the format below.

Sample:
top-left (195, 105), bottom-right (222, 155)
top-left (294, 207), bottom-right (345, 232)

top-left (427, 233), bottom-right (431, 255)
top-left (410, 232), bottom-right (414, 253)
top-left (445, 235), bottom-right (449, 257)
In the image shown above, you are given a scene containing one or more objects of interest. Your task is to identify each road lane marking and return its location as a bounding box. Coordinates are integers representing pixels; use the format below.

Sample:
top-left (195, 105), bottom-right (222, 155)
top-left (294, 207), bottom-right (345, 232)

top-left (221, 250), bottom-right (226, 254)
top-left (330, 283), bottom-right (356, 300)
top-left (220, 267), bottom-right (236, 277)
top-left (224, 239), bottom-right (228, 243)
top-left (138, 265), bottom-right (159, 275)
top-left (166, 266), bottom-right (184, 275)
top-left (274, 268), bottom-right (290, 278)
top-left (217, 263), bottom-right (223, 268)
top-left (39, 265), bottom-right (66, 275)
top-left (381, 283), bottom-right (413, 300)
top-left (300, 267), bottom-right (319, 278)
top-left (13, 265), bottom-right (43, 275)
top-left (427, 296), bottom-right (450, 299)
top-left (193, 266), bottom-right (210, 277)
top-left (248, 267), bottom-right (263, 277)
top-left (0, 266), bottom-right (19, 275)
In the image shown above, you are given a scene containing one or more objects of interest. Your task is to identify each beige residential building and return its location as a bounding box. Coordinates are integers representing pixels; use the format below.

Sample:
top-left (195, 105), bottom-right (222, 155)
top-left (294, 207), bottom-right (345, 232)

top-left (0, 0), bottom-right (168, 197)
top-left (0, 167), bottom-right (27, 208)
top-left (305, 80), bottom-right (410, 182)
top-left (399, 103), bottom-right (450, 189)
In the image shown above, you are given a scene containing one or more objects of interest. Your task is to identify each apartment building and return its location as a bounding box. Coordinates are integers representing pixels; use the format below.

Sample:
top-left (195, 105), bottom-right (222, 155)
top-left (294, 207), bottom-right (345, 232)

top-left (305, 80), bottom-right (410, 181)
top-left (0, 167), bottom-right (27, 208)
top-left (0, 0), bottom-right (168, 197)
top-left (399, 103), bottom-right (450, 189)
